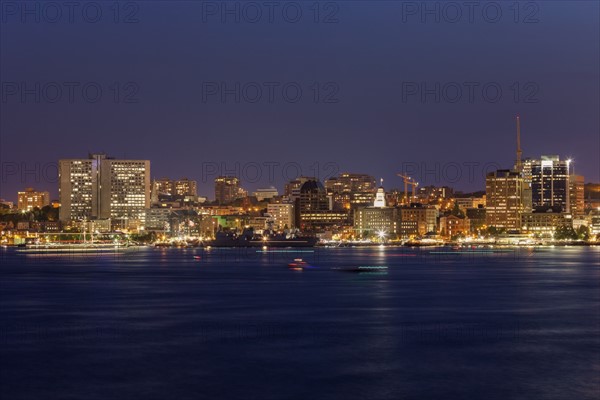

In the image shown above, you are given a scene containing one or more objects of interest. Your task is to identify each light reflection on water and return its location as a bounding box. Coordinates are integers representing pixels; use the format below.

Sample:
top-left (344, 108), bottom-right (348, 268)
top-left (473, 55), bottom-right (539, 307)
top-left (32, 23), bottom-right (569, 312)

top-left (1, 246), bottom-right (599, 400)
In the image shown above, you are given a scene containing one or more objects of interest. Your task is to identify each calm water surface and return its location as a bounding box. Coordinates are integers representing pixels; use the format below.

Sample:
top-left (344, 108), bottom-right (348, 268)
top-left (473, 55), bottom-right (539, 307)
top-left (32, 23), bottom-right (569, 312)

top-left (1, 246), bottom-right (599, 400)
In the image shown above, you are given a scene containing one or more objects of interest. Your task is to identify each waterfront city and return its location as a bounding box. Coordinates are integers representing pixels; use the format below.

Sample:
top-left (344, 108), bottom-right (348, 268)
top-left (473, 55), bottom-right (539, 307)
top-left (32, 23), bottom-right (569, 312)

top-left (2, 2), bottom-right (599, 399)
top-left (2, 119), bottom-right (599, 249)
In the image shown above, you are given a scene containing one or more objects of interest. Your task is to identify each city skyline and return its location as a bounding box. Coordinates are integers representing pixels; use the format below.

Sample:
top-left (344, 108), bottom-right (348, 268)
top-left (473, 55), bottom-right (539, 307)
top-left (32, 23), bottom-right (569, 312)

top-left (0, 145), bottom-right (594, 203)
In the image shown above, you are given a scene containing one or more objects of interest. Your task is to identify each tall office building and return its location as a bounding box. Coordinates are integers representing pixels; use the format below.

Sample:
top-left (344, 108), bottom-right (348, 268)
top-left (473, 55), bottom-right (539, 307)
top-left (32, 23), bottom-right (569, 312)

top-left (295, 180), bottom-right (347, 230)
top-left (17, 188), bottom-right (50, 211)
top-left (325, 173), bottom-right (378, 210)
top-left (521, 158), bottom-right (533, 211)
top-left (526, 155), bottom-right (570, 212)
top-left (296, 180), bottom-right (330, 213)
top-left (214, 176), bottom-right (240, 204)
top-left (485, 169), bottom-right (524, 230)
top-left (569, 174), bottom-right (585, 216)
top-left (59, 154), bottom-right (150, 228)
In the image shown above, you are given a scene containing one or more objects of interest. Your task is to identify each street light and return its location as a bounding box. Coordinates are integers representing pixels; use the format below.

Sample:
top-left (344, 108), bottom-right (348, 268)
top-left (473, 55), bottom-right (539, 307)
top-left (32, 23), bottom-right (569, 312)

top-left (376, 229), bottom-right (387, 244)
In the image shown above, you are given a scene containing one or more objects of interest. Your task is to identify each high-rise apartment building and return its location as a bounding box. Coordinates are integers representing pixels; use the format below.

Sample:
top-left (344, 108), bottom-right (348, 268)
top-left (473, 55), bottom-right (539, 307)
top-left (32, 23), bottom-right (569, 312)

top-left (59, 154), bottom-right (150, 228)
top-left (17, 188), bottom-right (50, 211)
top-left (154, 178), bottom-right (173, 196)
top-left (267, 203), bottom-right (295, 230)
top-left (214, 176), bottom-right (240, 204)
top-left (174, 178), bottom-right (197, 197)
top-left (485, 169), bottom-right (524, 230)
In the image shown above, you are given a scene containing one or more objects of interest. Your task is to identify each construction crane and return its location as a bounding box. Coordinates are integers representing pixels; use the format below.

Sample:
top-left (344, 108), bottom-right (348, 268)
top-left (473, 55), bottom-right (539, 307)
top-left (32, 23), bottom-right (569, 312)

top-left (397, 174), bottom-right (419, 204)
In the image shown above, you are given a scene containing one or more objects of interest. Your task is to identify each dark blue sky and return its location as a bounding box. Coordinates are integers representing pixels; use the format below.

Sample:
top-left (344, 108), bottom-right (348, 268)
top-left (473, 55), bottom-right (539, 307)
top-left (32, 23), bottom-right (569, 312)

top-left (1, 1), bottom-right (598, 201)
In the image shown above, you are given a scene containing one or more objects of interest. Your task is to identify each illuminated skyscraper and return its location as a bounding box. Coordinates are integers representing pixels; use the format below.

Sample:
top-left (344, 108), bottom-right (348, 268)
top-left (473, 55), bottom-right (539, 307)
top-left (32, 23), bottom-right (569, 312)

top-left (59, 154), bottom-right (150, 228)
top-left (528, 155), bottom-right (570, 212)
top-left (485, 169), bottom-right (524, 230)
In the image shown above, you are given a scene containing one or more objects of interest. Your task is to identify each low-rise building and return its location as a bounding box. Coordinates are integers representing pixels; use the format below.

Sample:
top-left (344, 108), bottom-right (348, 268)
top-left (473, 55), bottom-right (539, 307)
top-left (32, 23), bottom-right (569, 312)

top-left (399, 204), bottom-right (438, 237)
top-left (465, 207), bottom-right (486, 234)
top-left (248, 216), bottom-right (268, 232)
top-left (145, 208), bottom-right (172, 231)
top-left (354, 207), bottom-right (400, 239)
top-left (85, 219), bottom-right (112, 233)
top-left (440, 215), bottom-right (470, 238)
top-left (521, 208), bottom-right (569, 236)
top-left (590, 215), bottom-right (600, 236)
top-left (454, 196), bottom-right (486, 212)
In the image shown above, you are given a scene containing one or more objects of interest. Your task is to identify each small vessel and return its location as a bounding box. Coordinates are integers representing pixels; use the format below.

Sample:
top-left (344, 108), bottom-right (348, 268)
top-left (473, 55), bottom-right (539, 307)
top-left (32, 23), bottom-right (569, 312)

top-left (405, 237), bottom-right (445, 247)
top-left (206, 228), bottom-right (318, 248)
top-left (334, 265), bottom-right (388, 274)
top-left (288, 258), bottom-right (307, 269)
top-left (17, 242), bottom-right (128, 253)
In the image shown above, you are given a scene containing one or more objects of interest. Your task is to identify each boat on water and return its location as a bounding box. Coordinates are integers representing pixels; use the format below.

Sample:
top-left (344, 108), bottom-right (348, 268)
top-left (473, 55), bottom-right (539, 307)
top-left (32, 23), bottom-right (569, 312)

top-left (16, 242), bottom-right (130, 253)
top-left (334, 265), bottom-right (388, 273)
top-left (288, 258), bottom-right (306, 267)
top-left (288, 258), bottom-right (308, 270)
top-left (287, 258), bottom-right (321, 271)
top-left (405, 237), bottom-right (445, 247)
top-left (206, 228), bottom-right (318, 248)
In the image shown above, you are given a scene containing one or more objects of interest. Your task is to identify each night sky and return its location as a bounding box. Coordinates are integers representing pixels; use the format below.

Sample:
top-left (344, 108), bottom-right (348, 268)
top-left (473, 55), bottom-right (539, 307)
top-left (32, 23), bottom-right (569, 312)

top-left (1, 1), bottom-right (598, 201)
